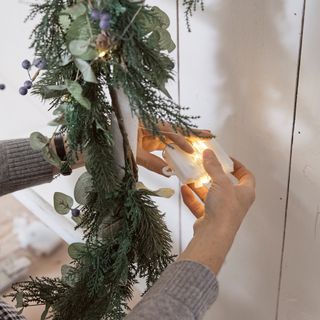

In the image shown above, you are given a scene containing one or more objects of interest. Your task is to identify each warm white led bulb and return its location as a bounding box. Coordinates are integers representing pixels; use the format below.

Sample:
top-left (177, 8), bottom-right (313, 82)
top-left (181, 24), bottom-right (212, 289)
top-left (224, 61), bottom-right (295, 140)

top-left (162, 137), bottom-right (234, 188)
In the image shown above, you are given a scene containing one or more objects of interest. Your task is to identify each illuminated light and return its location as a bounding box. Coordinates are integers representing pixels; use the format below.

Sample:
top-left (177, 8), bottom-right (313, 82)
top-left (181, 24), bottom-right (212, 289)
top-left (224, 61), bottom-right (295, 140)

top-left (191, 139), bottom-right (209, 162)
top-left (99, 50), bottom-right (108, 58)
top-left (199, 175), bottom-right (210, 185)
top-left (192, 140), bottom-right (208, 153)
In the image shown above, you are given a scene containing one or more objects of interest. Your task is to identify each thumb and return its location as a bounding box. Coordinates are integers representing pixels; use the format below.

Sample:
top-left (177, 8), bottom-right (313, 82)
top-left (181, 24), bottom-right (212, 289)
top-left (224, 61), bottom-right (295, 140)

top-left (203, 149), bottom-right (227, 181)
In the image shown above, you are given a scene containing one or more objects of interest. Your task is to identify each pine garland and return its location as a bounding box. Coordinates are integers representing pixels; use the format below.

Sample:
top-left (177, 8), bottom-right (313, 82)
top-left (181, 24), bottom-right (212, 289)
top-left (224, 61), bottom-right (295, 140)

top-left (7, 0), bottom-right (204, 319)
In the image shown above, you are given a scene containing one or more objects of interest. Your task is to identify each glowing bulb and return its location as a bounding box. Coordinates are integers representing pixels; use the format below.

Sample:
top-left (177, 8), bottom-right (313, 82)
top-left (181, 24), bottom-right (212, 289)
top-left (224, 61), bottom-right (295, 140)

top-left (192, 140), bottom-right (208, 153)
top-left (99, 50), bottom-right (108, 58)
top-left (191, 139), bottom-right (209, 162)
top-left (199, 175), bottom-right (210, 185)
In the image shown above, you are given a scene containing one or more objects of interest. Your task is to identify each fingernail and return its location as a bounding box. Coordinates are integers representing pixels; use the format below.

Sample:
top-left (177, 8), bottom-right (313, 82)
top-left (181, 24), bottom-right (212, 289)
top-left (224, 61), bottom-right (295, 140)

top-left (186, 142), bottom-right (194, 154)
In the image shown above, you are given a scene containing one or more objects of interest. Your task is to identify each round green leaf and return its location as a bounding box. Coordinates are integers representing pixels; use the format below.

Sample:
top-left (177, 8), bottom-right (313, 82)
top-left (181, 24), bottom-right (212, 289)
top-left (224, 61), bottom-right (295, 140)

top-left (65, 80), bottom-right (91, 109)
top-left (53, 192), bottom-right (73, 215)
top-left (62, 3), bottom-right (86, 19)
top-left (74, 172), bottom-right (93, 205)
top-left (69, 39), bottom-right (90, 56)
top-left (68, 242), bottom-right (86, 259)
top-left (74, 58), bottom-right (98, 83)
top-left (42, 146), bottom-right (62, 167)
top-left (30, 132), bottom-right (49, 151)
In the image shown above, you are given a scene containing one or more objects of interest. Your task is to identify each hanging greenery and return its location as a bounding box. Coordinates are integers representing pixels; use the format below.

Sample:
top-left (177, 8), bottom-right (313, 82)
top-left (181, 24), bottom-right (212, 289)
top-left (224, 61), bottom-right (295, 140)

top-left (7, 0), bottom-right (205, 319)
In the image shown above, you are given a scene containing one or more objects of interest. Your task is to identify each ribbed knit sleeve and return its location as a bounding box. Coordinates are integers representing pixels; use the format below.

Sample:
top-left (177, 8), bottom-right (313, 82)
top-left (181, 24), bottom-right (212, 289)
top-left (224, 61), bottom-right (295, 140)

top-left (0, 139), bottom-right (54, 196)
top-left (126, 260), bottom-right (219, 320)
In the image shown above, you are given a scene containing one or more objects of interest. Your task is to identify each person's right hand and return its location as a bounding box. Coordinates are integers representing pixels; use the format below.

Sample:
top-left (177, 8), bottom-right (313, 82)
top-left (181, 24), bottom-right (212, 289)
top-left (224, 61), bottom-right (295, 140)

top-left (181, 149), bottom-right (256, 234)
top-left (179, 149), bottom-right (256, 274)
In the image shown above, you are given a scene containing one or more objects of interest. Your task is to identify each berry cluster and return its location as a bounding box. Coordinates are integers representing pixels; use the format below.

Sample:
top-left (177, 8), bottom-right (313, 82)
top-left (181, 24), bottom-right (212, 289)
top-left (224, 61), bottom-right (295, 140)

top-left (20, 58), bottom-right (47, 95)
top-left (0, 84), bottom-right (5, 90)
top-left (90, 9), bottom-right (111, 31)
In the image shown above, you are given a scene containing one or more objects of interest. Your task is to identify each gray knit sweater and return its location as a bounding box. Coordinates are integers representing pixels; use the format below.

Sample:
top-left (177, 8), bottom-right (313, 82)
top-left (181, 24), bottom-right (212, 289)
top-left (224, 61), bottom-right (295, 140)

top-left (0, 139), bottom-right (219, 320)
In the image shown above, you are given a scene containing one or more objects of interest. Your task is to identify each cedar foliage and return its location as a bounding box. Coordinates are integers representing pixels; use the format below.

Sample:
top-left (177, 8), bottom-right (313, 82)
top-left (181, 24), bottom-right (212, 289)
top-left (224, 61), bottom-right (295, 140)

top-left (7, 0), bottom-right (204, 319)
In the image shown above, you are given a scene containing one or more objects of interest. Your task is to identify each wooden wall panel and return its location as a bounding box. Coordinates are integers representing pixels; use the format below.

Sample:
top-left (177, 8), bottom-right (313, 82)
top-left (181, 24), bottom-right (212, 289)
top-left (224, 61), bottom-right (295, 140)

top-left (178, 1), bottom-right (305, 318)
top-left (278, 1), bottom-right (320, 319)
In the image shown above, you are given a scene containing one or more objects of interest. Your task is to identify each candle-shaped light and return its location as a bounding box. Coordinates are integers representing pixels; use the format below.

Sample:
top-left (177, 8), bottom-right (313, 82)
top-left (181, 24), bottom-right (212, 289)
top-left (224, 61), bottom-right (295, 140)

top-left (163, 137), bottom-right (234, 188)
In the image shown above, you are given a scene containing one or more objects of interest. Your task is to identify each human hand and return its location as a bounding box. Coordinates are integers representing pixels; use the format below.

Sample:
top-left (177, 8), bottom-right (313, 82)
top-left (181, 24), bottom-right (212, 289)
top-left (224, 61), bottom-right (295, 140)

top-left (179, 149), bottom-right (255, 274)
top-left (181, 149), bottom-right (255, 233)
top-left (136, 123), bottom-right (212, 175)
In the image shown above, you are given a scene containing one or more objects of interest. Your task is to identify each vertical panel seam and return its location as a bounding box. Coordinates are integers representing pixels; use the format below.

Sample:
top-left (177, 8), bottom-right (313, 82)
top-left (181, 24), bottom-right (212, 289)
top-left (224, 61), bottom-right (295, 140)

top-left (275, 1), bottom-right (307, 318)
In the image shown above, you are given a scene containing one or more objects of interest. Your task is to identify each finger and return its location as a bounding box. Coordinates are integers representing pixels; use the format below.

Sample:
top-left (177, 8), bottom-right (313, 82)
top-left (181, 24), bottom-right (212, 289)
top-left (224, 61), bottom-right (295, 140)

top-left (136, 149), bottom-right (168, 176)
top-left (231, 157), bottom-right (256, 188)
top-left (158, 123), bottom-right (194, 154)
top-left (142, 135), bottom-right (167, 152)
top-left (188, 183), bottom-right (208, 202)
top-left (188, 128), bottom-right (214, 139)
top-left (181, 185), bottom-right (205, 218)
top-left (203, 149), bottom-right (229, 183)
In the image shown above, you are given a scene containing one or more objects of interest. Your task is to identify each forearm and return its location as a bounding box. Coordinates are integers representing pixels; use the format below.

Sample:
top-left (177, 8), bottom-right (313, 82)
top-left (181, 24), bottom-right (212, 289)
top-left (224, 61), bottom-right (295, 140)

top-left (0, 139), bottom-right (54, 196)
top-left (178, 219), bottom-right (239, 275)
top-left (126, 261), bottom-right (218, 320)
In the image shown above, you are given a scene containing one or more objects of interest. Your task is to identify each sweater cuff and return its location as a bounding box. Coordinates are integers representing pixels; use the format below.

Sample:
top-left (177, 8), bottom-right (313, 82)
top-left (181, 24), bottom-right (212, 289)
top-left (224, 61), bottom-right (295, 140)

top-left (144, 260), bottom-right (219, 319)
top-left (0, 139), bottom-right (53, 196)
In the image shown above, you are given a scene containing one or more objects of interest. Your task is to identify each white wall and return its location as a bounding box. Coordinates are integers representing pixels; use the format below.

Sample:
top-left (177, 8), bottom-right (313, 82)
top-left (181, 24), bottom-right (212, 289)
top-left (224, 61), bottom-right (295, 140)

top-left (0, 1), bottom-right (318, 319)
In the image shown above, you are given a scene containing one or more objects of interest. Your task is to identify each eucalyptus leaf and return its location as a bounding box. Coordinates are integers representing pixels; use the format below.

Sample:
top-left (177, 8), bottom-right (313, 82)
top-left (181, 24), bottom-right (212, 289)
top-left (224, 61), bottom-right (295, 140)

top-left (150, 6), bottom-right (170, 29)
top-left (74, 172), bottom-right (93, 205)
top-left (65, 80), bottom-right (91, 109)
top-left (46, 84), bottom-right (67, 91)
top-left (53, 192), bottom-right (73, 215)
top-left (148, 28), bottom-right (176, 53)
top-left (62, 3), bottom-right (86, 19)
top-left (68, 242), bottom-right (86, 259)
top-left (66, 15), bottom-right (92, 44)
top-left (74, 58), bottom-right (98, 83)
top-left (48, 116), bottom-right (65, 126)
top-left (69, 39), bottom-right (90, 56)
top-left (30, 132), bottom-right (49, 151)
top-left (61, 265), bottom-right (77, 286)
top-left (136, 182), bottom-right (175, 198)
top-left (41, 86), bottom-right (68, 99)
top-left (137, 6), bottom-right (170, 36)
top-left (15, 292), bottom-right (24, 308)
top-left (42, 146), bottom-right (62, 167)
top-left (53, 103), bottom-right (68, 115)
top-left (78, 47), bottom-right (98, 61)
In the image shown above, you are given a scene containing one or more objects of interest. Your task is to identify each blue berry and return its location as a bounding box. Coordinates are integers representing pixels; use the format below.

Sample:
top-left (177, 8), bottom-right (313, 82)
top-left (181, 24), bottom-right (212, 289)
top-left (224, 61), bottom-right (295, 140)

top-left (71, 208), bottom-right (81, 217)
top-left (22, 60), bottom-right (31, 70)
top-left (100, 12), bottom-right (111, 21)
top-left (0, 84), bottom-right (5, 90)
top-left (33, 57), bottom-right (47, 70)
top-left (24, 80), bottom-right (32, 89)
top-left (99, 17), bottom-right (110, 30)
top-left (19, 86), bottom-right (28, 96)
top-left (90, 9), bottom-right (101, 21)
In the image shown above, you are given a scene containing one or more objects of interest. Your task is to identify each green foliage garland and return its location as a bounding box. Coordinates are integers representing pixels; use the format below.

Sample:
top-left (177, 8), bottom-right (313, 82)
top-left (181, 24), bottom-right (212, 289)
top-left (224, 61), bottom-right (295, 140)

top-left (7, 0), bottom-right (204, 319)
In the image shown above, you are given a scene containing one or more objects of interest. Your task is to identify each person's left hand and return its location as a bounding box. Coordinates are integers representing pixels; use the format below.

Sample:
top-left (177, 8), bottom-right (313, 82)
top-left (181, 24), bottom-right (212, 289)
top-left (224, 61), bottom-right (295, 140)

top-left (136, 122), bottom-right (213, 175)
